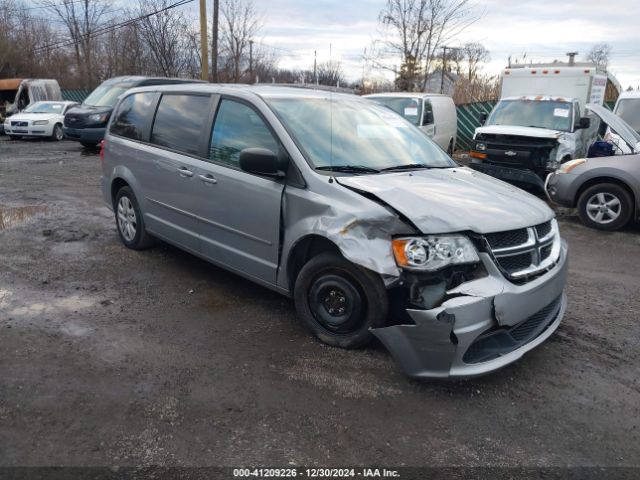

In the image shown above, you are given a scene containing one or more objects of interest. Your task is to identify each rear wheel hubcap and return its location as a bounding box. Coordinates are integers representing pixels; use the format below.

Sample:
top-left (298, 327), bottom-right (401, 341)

top-left (117, 196), bottom-right (137, 241)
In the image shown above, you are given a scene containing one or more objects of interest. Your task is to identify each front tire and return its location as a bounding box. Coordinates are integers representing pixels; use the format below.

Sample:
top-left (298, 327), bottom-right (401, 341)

top-left (51, 124), bottom-right (64, 141)
top-left (114, 186), bottom-right (155, 249)
top-left (577, 183), bottom-right (633, 231)
top-left (293, 253), bottom-right (388, 349)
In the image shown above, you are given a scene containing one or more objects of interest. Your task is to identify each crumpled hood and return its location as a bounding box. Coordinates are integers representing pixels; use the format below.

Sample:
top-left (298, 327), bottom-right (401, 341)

top-left (476, 124), bottom-right (562, 140)
top-left (336, 167), bottom-right (553, 234)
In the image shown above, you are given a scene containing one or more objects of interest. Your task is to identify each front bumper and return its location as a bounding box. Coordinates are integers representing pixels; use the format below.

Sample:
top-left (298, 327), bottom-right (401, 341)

top-left (545, 172), bottom-right (578, 207)
top-left (4, 125), bottom-right (54, 137)
top-left (469, 160), bottom-right (546, 190)
top-left (372, 242), bottom-right (568, 379)
top-left (63, 126), bottom-right (105, 144)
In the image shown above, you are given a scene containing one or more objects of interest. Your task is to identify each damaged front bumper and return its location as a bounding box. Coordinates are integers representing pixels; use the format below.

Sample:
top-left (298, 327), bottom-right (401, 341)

top-left (371, 242), bottom-right (568, 379)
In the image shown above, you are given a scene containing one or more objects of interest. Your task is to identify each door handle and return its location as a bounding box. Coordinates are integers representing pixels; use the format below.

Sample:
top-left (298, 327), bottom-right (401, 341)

top-left (198, 174), bottom-right (217, 184)
top-left (177, 167), bottom-right (193, 177)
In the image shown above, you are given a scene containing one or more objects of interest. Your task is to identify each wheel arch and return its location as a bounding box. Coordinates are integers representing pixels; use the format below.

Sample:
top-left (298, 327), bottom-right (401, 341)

top-left (285, 234), bottom-right (341, 292)
top-left (110, 177), bottom-right (130, 209)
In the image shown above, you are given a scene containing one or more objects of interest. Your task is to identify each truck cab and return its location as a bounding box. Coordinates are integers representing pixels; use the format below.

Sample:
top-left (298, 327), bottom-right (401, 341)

top-left (469, 64), bottom-right (616, 190)
top-left (470, 96), bottom-right (592, 189)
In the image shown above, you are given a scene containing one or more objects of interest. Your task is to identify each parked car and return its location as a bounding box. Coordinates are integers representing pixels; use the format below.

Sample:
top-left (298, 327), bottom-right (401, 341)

top-left (63, 76), bottom-right (204, 148)
top-left (101, 84), bottom-right (568, 379)
top-left (0, 78), bottom-right (62, 134)
top-left (3, 101), bottom-right (77, 141)
top-left (469, 64), bottom-right (615, 190)
top-left (365, 92), bottom-right (457, 153)
top-left (613, 90), bottom-right (640, 134)
top-left (546, 104), bottom-right (640, 231)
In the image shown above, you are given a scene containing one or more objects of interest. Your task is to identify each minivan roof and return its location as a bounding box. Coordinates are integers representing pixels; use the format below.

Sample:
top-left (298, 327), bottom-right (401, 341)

top-left (364, 92), bottom-right (451, 98)
top-left (101, 76), bottom-right (206, 87)
top-left (126, 83), bottom-right (365, 102)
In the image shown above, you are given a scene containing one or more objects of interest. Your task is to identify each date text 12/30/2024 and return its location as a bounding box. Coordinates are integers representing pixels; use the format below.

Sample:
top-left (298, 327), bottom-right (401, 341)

top-left (233, 468), bottom-right (401, 478)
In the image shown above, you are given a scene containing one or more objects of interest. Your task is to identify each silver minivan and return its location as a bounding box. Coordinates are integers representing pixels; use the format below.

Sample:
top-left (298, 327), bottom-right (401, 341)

top-left (101, 84), bottom-right (568, 379)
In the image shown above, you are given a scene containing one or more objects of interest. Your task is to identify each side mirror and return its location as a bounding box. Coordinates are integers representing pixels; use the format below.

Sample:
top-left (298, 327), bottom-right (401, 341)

top-left (239, 148), bottom-right (286, 178)
top-left (577, 117), bottom-right (591, 130)
top-left (479, 112), bottom-right (488, 125)
top-left (422, 110), bottom-right (434, 125)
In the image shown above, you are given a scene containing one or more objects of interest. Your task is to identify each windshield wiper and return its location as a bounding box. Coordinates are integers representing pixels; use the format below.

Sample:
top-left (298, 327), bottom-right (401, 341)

top-left (379, 163), bottom-right (434, 172)
top-left (315, 165), bottom-right (380, 174)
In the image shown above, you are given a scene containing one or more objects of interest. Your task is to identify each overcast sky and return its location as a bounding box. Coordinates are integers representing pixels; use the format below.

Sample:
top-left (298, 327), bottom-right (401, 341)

top-left (235, 0), bottom-right (639, 88)
top-left (26, 0), bottom-right (640, 88)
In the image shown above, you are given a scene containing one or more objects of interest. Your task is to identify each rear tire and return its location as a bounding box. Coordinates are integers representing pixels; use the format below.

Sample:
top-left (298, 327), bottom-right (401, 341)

top-left (51, 124), bottom-right (64, 141)
top-left (577, 183), bottom-right (633, 231)
top-left (114, 186), bottom-right (155, 250)
top-left (293, 252), bottom-right (388, 349)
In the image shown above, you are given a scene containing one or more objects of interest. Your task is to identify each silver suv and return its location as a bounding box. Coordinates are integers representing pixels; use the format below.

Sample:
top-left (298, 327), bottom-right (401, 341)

top-left (101, 84), bottom-right (568, 379)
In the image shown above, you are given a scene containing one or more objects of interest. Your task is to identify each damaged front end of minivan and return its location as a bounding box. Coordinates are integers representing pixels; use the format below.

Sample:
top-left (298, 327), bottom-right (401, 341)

top-left (281, 170), bottom-right (568, 379)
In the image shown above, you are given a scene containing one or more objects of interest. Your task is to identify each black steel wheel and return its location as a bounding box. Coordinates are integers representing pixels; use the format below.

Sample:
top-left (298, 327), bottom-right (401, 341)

top-left (294, 252), bottom-right (388, 348)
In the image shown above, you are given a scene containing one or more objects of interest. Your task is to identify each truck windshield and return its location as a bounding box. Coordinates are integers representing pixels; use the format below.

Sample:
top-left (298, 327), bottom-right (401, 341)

top-left (367, 96), bottom-right (422, 126)
top-left (266, 97), bottom-right (454, 172)
top-left (615, 99), bottom-right (640, 133)
top-left (488, 99), bottom-right (573, 132)
top-left (83, 85), bottom-right (129, 107)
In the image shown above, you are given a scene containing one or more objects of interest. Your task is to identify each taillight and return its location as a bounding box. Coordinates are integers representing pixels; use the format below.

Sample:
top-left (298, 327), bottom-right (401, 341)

top-left (99, 139), bottom-right (106, 167)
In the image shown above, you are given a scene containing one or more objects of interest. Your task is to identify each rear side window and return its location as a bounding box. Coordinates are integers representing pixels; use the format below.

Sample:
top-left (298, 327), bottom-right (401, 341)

top-left (111, 93), bottom-right (156, 141)
top-left (151, 94), bottom-right (210, 156)
top-left (209, 99), bottom-right (279, 167)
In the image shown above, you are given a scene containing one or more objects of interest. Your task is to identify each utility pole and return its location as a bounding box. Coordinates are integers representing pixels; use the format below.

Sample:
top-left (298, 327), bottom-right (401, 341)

top-left (211, 0), bottom-right (219, 82)
top-left (566, 51), bottom-right (578, 66)
top-left (199, 0), bottom-right (208, 81)
top-left (313, 50), bottom-right (317, 85)
top-left (440, 46), bottom-right (448, 94)
top-left (249, 40), bottom-right (254, 84)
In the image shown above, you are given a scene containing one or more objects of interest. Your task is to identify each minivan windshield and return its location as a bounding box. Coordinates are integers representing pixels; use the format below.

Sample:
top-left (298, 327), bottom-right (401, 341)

top-left (266, 97), bottom-right (454, 172)
top-left (83, 84), bottom-right (130, 107)
top-left (24, 102), bottom-right (65, 113)
top-left (368, 96), bottom-right (422, 126)
top-left (615, 98), bottom-right (640, 133)
top-left (488, 99), bottom-right (573, 132)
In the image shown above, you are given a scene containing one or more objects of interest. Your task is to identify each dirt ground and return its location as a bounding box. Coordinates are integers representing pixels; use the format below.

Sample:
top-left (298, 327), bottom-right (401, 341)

top-left (0, 135), bottom-right (639, 469)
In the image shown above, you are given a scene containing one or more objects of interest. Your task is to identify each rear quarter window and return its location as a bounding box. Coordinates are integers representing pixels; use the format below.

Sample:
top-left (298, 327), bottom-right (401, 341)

top-left (110, 92), bottom-right (157, 141)
top-left (150, 94), bottom-right (211, 156)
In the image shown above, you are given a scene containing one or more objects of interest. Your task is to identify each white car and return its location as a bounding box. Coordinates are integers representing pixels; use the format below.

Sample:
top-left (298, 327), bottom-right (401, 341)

top-left (3, 101), bottom-right (78, 141)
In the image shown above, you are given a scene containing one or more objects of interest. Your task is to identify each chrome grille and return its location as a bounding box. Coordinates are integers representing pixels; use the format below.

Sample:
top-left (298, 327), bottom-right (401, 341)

top-left (485, 220), bottom-right (560, 281)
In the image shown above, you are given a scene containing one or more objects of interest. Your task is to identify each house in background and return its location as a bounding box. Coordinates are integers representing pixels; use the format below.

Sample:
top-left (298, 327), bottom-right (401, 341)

top-left (424, 69), bottom-right (458, 96)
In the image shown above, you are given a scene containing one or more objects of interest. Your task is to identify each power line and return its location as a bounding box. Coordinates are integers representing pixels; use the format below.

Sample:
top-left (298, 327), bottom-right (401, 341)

top-left (34, 0), bottom-right (194, 53)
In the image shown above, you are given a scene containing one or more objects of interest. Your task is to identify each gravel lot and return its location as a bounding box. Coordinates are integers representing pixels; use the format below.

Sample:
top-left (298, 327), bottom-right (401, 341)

top-left (0, 136), bottom-right (639, 469)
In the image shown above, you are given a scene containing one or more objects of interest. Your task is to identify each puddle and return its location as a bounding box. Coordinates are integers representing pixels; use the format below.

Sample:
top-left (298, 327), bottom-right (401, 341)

top-left (0, 204), bottom-right (49, 230)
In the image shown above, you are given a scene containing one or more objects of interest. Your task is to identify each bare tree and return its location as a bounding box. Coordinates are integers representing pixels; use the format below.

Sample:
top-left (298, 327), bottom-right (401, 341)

top-left (370, 0), bottom-right (479, 91)
top-left (587, 43), bottom-right (612, 69)
top-left (316, 60), bottom-right (345, 86)
top-left (136, 0), bottom-right (199, 78)
top-left (219, 0), bottom-right (261, 82)
top-left (38, 0), bottom-right (113, 89)
top-left (463, 42), bottom-right (489, 81)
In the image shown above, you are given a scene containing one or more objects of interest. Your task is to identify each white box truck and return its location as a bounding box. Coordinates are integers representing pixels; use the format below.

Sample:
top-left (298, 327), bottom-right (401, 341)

top-left (469, 64), bottom-right (613, 189)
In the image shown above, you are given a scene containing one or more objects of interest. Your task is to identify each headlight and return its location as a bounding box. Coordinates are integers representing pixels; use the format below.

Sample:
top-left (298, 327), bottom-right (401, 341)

top-left (33, 120), bottom-right (49, 125)
top-left (475, 142), bottom-right (486, 151)
top-left (392, 235), bottom-right (480, 271)
top-left (557, 158), bottom-right (586, 174)
top-left (88, 113), bottom-right (108, 124)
